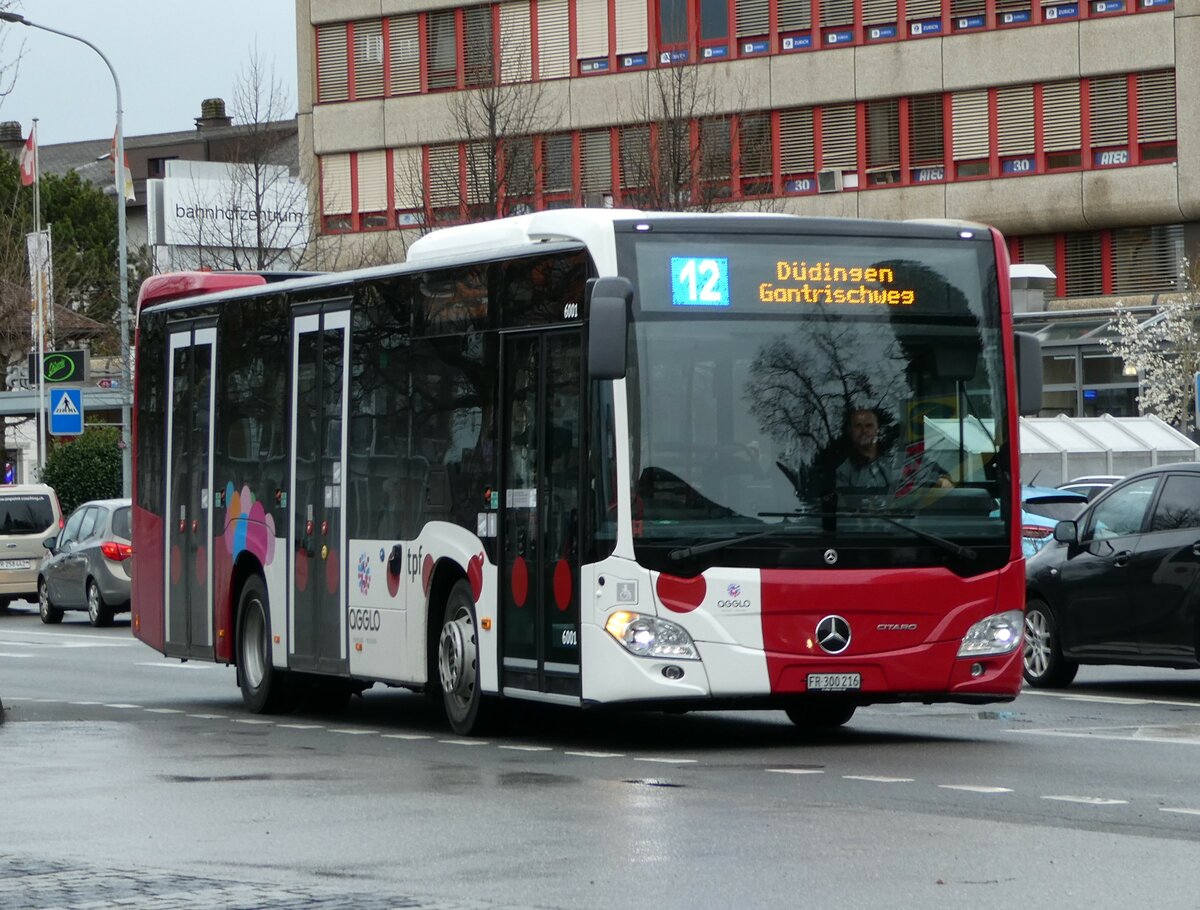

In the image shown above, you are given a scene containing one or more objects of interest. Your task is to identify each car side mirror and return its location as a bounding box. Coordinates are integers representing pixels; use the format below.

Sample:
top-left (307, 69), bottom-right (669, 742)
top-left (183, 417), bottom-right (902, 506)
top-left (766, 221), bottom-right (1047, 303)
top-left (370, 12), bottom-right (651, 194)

top-left (1052, 519), bottom-right (1077, 544)
top-left (43, 535), bottom-right (58, 554)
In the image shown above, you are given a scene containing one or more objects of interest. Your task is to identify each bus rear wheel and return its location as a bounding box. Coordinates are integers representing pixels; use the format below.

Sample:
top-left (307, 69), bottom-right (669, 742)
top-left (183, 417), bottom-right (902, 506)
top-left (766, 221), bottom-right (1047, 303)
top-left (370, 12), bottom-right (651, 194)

top-left (237, 576), bottom-right (291, 714)
top-left (438, 579), bottom-right (496, 735)
top-left (785, 699), bottom-right (856, 729)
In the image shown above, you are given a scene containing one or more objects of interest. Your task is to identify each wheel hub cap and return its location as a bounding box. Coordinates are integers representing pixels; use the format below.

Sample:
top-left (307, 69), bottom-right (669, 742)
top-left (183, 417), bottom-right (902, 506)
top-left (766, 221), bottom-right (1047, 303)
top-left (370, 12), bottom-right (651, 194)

top-left (439, 614), bottom-right (476, 698)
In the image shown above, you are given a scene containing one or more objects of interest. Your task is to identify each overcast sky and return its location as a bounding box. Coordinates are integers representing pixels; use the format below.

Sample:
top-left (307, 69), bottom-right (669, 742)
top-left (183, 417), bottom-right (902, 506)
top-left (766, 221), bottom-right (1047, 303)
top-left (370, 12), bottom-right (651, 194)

top-left (0, 1), bottom-right (299, 146)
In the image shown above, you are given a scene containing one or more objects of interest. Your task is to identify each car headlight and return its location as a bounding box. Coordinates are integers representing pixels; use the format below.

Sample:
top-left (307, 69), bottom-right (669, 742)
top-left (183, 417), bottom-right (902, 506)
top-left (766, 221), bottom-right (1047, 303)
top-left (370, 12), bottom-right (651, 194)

top-left (957, 610), bottom-right (1023, 657)
top-left (604, 611), bottom-right (699, 660)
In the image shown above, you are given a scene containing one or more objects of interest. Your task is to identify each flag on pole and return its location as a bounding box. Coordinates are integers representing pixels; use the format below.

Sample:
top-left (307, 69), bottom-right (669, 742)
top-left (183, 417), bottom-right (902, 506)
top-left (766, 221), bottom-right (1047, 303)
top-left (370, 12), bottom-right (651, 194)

top-left (110, 129), bottom-right (134, 201)
top-left (19, 127), bottom-right (37, 186)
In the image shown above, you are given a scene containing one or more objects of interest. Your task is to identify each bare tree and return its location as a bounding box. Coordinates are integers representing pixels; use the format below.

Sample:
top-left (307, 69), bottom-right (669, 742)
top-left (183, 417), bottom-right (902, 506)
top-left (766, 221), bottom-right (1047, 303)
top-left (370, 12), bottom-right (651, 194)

top-left (0, 2), bottom-right (25, 108)
top-left (396, 43), bottom-right (559, 234)
top-left (618, 63), bottom-right (733, 212)
top-left (164, 46), bottom-right (309, 273)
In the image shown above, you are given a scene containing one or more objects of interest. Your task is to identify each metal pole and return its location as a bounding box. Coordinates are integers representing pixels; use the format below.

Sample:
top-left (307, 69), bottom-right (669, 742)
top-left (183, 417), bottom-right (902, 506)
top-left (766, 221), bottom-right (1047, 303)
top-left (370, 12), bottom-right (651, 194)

top-left (31, 118), bottom-right (46, 478)
top-left (3, 13), bottom-right (131, 497)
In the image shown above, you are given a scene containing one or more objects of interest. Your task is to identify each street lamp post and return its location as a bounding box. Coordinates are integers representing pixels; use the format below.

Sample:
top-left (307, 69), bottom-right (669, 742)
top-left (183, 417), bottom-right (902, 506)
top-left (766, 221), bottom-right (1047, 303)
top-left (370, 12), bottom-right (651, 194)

top-left (1, 12), bottom-right (131, 498)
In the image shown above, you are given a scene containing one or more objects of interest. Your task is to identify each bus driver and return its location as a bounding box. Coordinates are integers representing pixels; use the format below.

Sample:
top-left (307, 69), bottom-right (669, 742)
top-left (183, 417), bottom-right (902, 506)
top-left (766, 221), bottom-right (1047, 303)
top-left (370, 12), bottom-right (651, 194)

top-left (835, 407), bottom-right (954, 493)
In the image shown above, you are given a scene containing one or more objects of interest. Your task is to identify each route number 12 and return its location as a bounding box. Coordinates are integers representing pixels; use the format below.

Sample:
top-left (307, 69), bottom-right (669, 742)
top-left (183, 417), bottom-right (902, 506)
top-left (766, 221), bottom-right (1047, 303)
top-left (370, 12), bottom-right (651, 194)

top-left (671, 256), bottom-right (731, 307)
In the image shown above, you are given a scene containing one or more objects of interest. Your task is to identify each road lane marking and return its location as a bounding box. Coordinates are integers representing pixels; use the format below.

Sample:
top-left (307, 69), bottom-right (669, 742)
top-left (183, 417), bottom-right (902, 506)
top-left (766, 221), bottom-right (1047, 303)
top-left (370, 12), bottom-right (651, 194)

top-left (1021, 689), bottom-right (1200, 710)
top-left (1012, 728), bottom-right (1200, 746)
top-left (767, 768), bottom-right (825, 775)
top-left (135, 661), bottom-right (216, 670)
top-left (232, 718), bottom-right (273, 725)
top-left (382, 733), bottom-right (431, 740)
top-left (103, 703), bottom-right (142, 709)
top-left (1160, 807), bottom-right (1200, 816)
top-left (187, 713), bottom-right (228, 719)
top-left (278, 723), bottom-right (325, 729)
top-left (1042, 795), bottom-right (1128, 805)
top-left (635, 757), bottom-right (696, 764)
top-left (0, 652), bottom-right (33, 658)
top-left (440, 738), bottom-right (489, 746)
top-left (0, 630), bottom-right (135, 644)
top-left (843, 775), bottom-right (914, 783)
top-left (329, 728), bottom-right (377, 735)
top-left (938, 785), bottom-right (1013, 794)
top-left (566, 751), bottom-right (624, 758)
top-left (144, 708), bottom-right (183, 714)
top-left (499, 745), bottom-right (553, 752)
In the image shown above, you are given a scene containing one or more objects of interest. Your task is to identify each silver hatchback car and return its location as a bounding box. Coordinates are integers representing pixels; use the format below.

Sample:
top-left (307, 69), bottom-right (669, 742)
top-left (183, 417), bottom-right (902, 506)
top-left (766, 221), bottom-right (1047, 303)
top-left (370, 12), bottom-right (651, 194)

top-left (39, 498), bottom-right (132, 627)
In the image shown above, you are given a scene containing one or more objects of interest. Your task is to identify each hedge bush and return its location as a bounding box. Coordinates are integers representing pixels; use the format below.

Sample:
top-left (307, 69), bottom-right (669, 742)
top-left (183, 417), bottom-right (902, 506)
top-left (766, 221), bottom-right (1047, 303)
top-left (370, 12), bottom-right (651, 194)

top-left (38, 427), bottom-right (122, 515)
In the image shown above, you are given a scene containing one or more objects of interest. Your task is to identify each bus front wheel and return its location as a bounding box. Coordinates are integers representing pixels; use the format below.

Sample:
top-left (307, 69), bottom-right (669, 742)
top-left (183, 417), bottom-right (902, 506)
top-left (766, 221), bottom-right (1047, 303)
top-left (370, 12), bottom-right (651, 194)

top-left (237, 576), bottom-right (291, 714)
top-left (785, 699), bottom-right (856, 729)
top-left (438, 579), bottom-right (496, 735)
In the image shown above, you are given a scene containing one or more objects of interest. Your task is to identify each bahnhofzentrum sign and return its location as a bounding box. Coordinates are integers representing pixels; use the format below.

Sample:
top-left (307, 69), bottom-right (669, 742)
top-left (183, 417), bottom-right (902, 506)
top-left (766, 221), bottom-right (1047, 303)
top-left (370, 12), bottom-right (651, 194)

top-left (147, 160), bottom-right (310, 251)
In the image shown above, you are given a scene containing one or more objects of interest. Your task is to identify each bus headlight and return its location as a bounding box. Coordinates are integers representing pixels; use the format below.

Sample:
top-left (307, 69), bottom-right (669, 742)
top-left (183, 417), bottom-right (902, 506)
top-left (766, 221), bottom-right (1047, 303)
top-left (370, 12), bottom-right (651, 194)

top-left (957, 610), bottom-right (1023, 657)
top-left (604, 611), bottom-right (699, 660)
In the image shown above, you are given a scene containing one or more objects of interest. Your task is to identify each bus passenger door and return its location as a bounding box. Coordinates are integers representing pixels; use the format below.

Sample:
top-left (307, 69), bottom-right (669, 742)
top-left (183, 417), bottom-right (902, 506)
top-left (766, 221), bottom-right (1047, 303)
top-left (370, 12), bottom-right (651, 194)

top-left (164, 326), bottom-right (216, 659)
top-left (289, 309), bottom-right (350, 675)
top-left (500, 330), bottom-right (583, 700)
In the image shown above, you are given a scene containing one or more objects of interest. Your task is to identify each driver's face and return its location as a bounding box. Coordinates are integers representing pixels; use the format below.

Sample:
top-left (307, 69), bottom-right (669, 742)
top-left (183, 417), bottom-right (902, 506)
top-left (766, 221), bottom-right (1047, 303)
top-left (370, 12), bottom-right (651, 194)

top-left (849, 412), bottom-right (878, 448)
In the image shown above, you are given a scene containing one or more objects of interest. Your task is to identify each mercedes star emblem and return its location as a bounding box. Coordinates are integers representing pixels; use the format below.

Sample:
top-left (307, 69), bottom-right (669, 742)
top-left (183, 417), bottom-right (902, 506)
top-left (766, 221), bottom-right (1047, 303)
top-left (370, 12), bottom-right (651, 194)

top-left (816, 615), bottom-right (852, 654)
top-left (823, 548), bottom-right (838, 565)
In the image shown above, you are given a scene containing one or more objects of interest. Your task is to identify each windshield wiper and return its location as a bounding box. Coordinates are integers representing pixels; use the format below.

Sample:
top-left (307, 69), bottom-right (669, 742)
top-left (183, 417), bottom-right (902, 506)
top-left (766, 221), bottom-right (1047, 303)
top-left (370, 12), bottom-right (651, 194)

top-left (840, 510), bottom-right (976, 560)
top-left (667, 523), bottom-right (808, 561)
top-left (761, 509), bottom-right (976, 561)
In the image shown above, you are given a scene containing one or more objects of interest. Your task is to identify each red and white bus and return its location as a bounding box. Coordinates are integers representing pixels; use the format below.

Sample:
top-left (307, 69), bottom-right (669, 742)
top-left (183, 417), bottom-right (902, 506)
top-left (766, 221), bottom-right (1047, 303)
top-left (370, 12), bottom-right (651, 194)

top-left (131, 210), bottom-right (1042, 734)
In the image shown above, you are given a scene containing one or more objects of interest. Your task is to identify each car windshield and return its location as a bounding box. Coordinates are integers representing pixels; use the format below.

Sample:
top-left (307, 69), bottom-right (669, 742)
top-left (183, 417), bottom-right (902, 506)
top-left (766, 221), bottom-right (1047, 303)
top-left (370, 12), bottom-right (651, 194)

top-left (1025, 498), bottom-right (1087, 522)
top-left (112, 506), bottom-right (131, 539)
top-left (0, 495), bottom-right (54, 534)
top-left (620, 231), bottom-right (1012, 573)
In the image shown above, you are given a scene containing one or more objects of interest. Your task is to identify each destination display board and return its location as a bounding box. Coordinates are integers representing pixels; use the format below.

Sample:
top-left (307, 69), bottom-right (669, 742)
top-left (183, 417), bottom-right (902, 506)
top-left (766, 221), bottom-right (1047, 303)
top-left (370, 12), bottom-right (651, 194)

top-left (635, 234), bottom-right (993, 317)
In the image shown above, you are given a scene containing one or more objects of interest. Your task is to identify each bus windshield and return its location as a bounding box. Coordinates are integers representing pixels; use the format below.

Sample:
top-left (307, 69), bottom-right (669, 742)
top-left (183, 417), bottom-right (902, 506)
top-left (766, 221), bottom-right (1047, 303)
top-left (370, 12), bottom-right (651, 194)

top-left (624, 231), bottom-right (1010, 573)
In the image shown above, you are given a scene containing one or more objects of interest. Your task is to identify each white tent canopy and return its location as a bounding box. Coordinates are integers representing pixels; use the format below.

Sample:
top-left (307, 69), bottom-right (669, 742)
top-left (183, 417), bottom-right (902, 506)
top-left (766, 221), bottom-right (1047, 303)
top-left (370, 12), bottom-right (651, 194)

top-left (1019, 415), bottom-right (1200, 486)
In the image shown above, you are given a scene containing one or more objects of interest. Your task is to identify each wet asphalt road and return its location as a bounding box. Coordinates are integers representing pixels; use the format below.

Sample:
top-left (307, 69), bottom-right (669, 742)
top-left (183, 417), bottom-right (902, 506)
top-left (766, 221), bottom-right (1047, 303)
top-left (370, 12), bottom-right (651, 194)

top-left (3, 601), bottom-right (1200, 909)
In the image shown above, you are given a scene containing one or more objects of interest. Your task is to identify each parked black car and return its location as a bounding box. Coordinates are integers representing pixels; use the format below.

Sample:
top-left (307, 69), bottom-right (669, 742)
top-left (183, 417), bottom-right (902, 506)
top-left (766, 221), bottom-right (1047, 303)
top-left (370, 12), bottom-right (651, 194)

top-left (1024, 463), bottom-right (1200, 686)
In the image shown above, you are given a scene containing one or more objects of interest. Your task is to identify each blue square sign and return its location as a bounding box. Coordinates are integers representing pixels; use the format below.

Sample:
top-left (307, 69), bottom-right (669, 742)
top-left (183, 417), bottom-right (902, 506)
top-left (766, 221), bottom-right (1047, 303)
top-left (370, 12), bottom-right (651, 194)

top-left (49, 387), bottom-right (83, 435)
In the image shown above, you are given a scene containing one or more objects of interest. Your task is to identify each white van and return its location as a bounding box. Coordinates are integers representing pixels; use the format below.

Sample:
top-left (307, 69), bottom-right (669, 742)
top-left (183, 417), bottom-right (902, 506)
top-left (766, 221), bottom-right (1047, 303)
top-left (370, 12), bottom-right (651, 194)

top-left (0, 484), bottom-right (64, 610)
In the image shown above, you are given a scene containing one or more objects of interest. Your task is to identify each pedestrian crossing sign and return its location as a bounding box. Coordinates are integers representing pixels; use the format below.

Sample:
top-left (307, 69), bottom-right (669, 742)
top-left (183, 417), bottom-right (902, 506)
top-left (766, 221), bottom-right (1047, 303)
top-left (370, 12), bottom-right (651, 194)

top-left (48, 387), bottom-right (83, 435)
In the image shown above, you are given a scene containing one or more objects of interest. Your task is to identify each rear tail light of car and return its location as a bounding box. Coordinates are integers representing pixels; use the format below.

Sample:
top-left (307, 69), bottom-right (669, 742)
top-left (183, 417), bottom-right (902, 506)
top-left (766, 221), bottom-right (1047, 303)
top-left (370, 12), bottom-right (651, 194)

top-left (100, 541), bottom-right (133, 562)
top-left (1021, 524), bottom-right (1053, 540)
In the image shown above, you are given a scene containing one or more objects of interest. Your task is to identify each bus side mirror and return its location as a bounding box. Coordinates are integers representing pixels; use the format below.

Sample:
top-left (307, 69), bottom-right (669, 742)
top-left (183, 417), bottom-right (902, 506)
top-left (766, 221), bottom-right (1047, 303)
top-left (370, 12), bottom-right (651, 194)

top-left (1015, 331), bottom-right (1043, 416)
top-left (588, 276), bottom-right (633, 381)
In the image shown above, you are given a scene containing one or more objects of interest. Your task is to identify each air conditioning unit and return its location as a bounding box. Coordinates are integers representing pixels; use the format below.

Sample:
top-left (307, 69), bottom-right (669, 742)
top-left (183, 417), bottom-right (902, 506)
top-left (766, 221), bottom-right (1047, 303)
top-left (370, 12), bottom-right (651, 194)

top-left (816, 169), bottom-right (844, 193)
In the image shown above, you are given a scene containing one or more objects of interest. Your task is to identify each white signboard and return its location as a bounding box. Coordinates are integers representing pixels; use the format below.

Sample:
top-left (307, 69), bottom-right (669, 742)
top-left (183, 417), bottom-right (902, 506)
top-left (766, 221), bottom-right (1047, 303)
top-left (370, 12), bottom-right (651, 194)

top-left (156, 160), bottom-right (309, 250)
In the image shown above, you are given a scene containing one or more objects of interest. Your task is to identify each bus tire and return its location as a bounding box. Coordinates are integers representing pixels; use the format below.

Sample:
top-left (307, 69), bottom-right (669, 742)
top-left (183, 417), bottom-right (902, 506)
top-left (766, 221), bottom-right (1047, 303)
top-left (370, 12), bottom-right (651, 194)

top-left (785, 699), bottom-right (856, 729)
top-left (237, 575), bottom-right (292, 714)
top-left (437, 578), bottom-right (496, 735)
top-left (1023, 599), bottom-right (1077, 688)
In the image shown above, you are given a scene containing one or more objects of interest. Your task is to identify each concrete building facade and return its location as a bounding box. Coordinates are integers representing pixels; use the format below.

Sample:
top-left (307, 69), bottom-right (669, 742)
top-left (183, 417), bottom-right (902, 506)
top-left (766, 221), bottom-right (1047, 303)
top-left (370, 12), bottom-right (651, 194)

top-left (295, 0), bottom-right (1200, 417)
